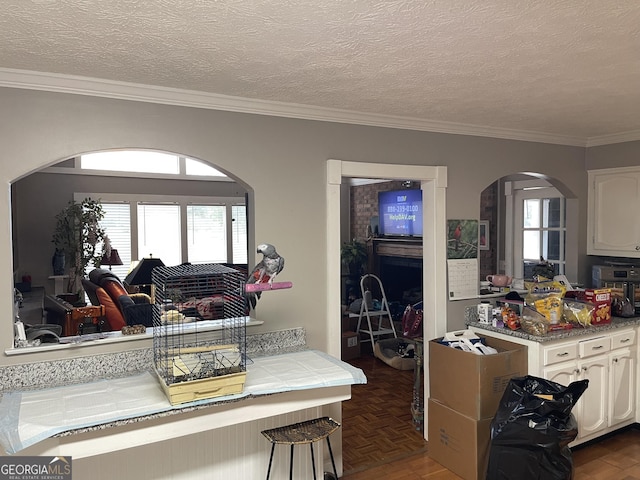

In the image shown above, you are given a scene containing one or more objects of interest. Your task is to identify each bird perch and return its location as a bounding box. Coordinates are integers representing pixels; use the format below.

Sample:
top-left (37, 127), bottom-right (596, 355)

top-left (244, 281), bottom-right (293, 293)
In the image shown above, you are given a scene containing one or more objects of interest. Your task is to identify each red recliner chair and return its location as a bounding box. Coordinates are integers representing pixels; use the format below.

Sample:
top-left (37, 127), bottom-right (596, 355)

top-left (82, 268), bottom-right (152, 331)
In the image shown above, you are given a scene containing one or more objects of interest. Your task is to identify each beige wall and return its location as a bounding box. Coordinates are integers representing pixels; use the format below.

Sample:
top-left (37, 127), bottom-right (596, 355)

top-left (0, 87), bottom-right (590, 367)
top-left (586, 140), bottom-right (640, 170)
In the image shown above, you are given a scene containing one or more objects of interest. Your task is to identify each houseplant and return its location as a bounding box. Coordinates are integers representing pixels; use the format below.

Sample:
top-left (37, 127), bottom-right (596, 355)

top-left (340, 239), bottom-right (368, 276)
top-left (52, 197), bottom-right (106, 297)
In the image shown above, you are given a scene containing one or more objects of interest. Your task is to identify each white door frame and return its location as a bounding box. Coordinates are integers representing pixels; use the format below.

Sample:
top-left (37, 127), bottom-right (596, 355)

top-left (326, 159), bottom-right (448, 440)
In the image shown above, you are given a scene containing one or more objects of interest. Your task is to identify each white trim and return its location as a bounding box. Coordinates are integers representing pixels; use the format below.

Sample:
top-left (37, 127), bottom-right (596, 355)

top-left (326, 159), bottom-right (447, 443)
top-left (0, 67), bottom-right (593, 147)
top-left (587, 129), bottom-right (640, 147)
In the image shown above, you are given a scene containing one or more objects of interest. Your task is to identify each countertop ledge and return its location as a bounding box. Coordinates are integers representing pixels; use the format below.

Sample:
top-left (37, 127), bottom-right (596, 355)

top-left (466, 317), bottom-right (640, 343)
top-left (0, 349), bottom-right (366, 455)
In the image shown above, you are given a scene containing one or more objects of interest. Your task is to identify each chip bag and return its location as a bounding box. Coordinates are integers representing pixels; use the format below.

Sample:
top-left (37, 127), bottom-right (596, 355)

top-left (525, 280), bottom-right (567, 324)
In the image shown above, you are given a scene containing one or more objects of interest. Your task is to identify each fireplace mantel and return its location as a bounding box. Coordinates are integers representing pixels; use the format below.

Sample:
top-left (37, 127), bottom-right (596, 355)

top-left (373, 237), bottom-right (422, 259)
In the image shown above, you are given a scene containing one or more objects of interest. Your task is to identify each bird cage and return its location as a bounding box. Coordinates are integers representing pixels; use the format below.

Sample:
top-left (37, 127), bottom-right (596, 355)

top-left (151, 263), bottom-right (247, 405)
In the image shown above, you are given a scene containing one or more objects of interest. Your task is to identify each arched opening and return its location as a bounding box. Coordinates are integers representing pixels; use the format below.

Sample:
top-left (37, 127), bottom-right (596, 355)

top-left (10, 149), bottom-right (251, 344)
top-left (480, 173), bottom-right (578, 286)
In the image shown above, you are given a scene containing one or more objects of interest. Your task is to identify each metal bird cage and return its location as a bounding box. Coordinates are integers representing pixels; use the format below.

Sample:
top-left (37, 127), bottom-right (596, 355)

top-left (151, 263), bottom-right (248, 405)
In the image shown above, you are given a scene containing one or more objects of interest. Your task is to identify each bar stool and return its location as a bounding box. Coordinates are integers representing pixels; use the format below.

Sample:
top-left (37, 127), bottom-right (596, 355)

top-left (261, 417), bottom-right (340, 480)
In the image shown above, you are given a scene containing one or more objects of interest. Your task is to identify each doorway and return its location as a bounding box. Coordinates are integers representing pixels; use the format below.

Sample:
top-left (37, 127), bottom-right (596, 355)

top-left (326, 160), bottom-right (448, 444)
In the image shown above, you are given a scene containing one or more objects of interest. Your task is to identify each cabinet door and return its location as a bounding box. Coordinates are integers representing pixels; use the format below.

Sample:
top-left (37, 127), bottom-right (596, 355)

top-left (609, 348), bottom-right (636, 426)
top-left (543, 362), bottom-right (579, 388)
top-left (588, 169), bottom-right (640, 255)
top-left (577, 355), bottom-right (609, 438)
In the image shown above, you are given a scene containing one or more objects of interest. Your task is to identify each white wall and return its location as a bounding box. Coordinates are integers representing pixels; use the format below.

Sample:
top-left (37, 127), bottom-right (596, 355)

top-left (0, 87), bottom-right (589, 367)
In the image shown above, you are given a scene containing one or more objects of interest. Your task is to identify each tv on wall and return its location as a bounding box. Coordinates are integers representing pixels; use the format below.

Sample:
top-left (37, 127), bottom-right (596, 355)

top-left (378, 189), bottom-right (423, 237)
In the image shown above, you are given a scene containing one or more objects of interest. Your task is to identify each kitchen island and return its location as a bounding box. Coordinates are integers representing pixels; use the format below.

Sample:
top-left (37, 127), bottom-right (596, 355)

top-left (467, 312), bottom-right (640, 446)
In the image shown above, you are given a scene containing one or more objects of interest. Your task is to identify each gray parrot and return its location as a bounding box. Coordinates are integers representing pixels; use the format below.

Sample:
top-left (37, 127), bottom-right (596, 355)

top-left (246, 243), bottom-right (285, 310)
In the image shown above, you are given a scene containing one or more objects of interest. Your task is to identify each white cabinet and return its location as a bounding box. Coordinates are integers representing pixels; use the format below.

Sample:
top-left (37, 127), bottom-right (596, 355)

top-left (541, 329), bottom-right (636, 443)
top-left (588, 167), bottom-right (640, 256)
top-left (542, 338), bottom-right (610, 440)
top-left (608, 329), bottom-right (637, 427)
top-left (576, 354), bottom-right (609, 438)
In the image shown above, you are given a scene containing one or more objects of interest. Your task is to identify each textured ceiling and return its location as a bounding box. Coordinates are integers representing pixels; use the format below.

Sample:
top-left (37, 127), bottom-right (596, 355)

top-left (1, 1), bottom-right (640, 145)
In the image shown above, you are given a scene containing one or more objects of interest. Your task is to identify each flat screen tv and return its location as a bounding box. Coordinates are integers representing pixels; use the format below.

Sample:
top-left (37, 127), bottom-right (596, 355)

top-left (378, 189), bottom-right (423, 237)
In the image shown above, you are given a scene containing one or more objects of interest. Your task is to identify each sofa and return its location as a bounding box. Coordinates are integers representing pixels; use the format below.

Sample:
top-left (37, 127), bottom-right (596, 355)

top-left (82, 268), bottom-right (153, 330)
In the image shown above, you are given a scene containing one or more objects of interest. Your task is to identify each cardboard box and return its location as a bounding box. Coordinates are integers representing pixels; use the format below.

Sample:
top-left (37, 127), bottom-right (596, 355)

top-left (566, 288), bottom-right (612, 325)
top-left (428, 398), bottom-right (492, 480)
top-left (341, 314), bottom-right (359, 332)
top-left (341, 331), bottom-right (361, 361)
top-left (429, 335), bottom-right (527, 419)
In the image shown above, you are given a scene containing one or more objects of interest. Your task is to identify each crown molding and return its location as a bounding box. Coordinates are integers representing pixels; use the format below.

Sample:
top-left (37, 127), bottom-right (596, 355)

top-left (0, 67), bottom-right (591, 147)
top-left (586, 130), bottom-right (640, 147)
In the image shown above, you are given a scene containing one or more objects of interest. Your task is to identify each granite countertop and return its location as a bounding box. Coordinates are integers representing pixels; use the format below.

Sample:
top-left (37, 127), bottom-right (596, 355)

top-left (466, 317), bottom-right (640, 343)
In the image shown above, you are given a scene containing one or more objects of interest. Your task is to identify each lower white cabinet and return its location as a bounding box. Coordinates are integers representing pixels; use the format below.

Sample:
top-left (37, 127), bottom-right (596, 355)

top-left (543, 351), bottom-right (609, 440)
top-left (541, 329), bottom-right (636, 444)
top-left (609, 347), bottom-right (635, 426)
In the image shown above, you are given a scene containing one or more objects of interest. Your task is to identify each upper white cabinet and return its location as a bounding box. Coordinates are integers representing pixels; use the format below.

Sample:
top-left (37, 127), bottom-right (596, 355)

top-left (588, 167), bottom-right (640, 256)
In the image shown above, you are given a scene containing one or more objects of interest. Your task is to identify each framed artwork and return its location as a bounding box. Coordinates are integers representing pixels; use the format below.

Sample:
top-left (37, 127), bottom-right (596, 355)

top-left (447, 219), bottom-right (478, 259)
top-left (479, 221), bottom-right (489, 250)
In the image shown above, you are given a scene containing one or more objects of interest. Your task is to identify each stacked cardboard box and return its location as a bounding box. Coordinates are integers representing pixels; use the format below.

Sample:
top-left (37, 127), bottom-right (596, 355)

top-left (341, 313), bottom-right (361, 361)
top-left (428, 335), bottom-right (528, 480)
top-left (341, 331), bottom-right (361, 360)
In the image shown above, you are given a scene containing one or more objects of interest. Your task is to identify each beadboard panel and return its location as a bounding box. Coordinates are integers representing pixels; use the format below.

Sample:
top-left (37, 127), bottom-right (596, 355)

top-left (65, 408), bottom-right (326, 479)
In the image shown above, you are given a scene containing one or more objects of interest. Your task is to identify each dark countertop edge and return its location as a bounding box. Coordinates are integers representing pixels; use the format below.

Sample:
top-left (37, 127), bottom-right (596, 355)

top-left (466, 317), bottom-right (640, 343)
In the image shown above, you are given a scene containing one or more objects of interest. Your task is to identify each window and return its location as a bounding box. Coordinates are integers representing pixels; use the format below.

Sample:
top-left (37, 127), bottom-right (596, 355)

top-left (231, 205), bottom-right (248, 264)
top-left (75, 151), bottom-right (246, 270)
top-left (185, 158), bottom-right (226, 177)
top-left (99, 203), bottom-right (132, 281)
top-left (85, 196), bottom-right (246, 269)
top-left (522, 197), bottom-right (565, 277)
top-left (80, 151), bottom-right (227, 178)
top-left (187, 205), bottom-right (227, 263)
top-left (81, 151), bottom-right (179, 174)
top-left (138, 204), bottom-right (182, 266)
top-left (509, 183), bottom-right (566, 280)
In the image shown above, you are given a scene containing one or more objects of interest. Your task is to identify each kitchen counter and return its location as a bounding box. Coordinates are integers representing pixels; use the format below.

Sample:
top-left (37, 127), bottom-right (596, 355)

top-left (464, 305), bottom-right (640, 342)
top-left (466, 317), bottom-right (640, 342)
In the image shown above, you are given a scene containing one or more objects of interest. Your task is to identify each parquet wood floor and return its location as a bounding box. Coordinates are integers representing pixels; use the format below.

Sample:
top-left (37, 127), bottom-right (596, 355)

top-left (342, 352), bottom-right (427, 476)
top-left (342, 351), bottom-right (640, 479)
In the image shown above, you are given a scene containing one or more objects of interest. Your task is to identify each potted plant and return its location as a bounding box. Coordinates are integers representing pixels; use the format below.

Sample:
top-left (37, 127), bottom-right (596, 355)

top-left (340, 239), bottom-right (368, 276)
top-left (52, 197), bottom-right (106, 298)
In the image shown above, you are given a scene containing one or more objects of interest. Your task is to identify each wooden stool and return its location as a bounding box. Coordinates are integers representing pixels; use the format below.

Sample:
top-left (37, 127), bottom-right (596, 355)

top-left (261, 417), bottom-right (340, 480)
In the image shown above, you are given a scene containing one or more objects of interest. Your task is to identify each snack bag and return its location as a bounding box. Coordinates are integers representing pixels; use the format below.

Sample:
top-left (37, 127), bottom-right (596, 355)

top-left (563, 300), bottom-right (594, 327)
top-left (525, 280), bottom-right (567, 324)
top-left (501, 305), bottom-right (520, 330)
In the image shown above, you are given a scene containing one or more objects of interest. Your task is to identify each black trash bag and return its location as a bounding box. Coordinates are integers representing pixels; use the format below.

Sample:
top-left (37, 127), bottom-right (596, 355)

top-left (486, 375), bottom-right (588, 480)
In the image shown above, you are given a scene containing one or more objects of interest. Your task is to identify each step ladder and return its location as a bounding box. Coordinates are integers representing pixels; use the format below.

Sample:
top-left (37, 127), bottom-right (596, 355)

top-left (355, 274), bottom-right (397, 345)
